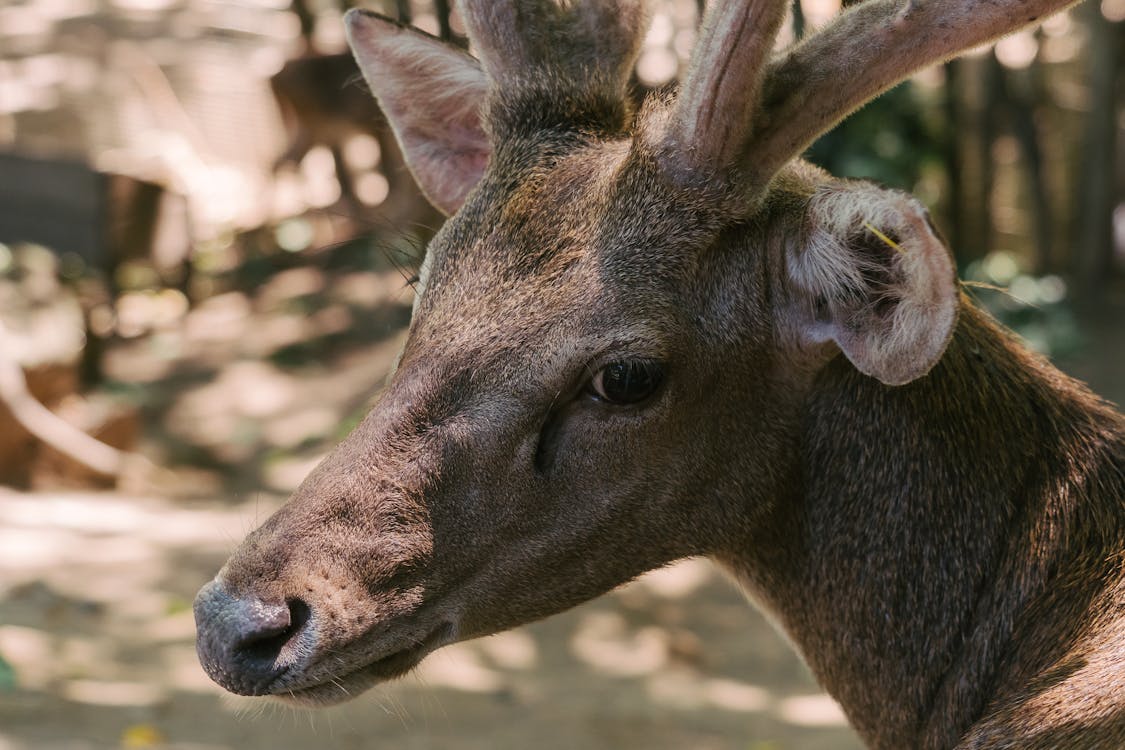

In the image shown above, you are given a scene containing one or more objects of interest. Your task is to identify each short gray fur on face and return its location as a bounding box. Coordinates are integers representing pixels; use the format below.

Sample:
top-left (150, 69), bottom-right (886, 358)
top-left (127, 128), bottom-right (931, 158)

top-left (194, 2), bottom-right (1122, 748)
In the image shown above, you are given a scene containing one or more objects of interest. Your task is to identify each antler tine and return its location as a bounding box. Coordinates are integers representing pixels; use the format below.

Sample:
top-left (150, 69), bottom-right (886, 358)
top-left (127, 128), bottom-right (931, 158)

top-left (662, 0), bottom-right (790, 180)
top-left (742, 0), bottom-right (1083, 196)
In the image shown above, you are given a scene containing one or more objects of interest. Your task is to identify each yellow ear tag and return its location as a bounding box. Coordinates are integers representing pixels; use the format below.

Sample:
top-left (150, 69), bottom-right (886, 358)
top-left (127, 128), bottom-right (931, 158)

top-left (863, 222), bottom-right (904, 254)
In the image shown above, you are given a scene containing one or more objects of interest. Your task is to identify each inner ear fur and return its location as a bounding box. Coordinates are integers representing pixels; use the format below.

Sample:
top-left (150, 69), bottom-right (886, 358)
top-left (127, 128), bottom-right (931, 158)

top-left (787, 183), bottom-right (959, 386)
top-left (345, 10), bottom-right (490, 216)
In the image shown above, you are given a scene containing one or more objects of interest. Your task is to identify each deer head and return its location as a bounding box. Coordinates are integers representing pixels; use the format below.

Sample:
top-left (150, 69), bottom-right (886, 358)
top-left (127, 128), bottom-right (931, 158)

top-left (195, 0), bottom-right (1080, 708)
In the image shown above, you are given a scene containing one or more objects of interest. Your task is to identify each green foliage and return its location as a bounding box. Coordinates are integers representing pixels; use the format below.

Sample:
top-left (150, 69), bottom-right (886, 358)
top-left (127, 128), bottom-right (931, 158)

top-left (0, 651), bottom-right (17, 691)
top-left (964, 252), bottom-right (1083, 360)
top-left (806, 82), bottom-right (942, 192)
top-left (165, 596), bottom-right (192, 616)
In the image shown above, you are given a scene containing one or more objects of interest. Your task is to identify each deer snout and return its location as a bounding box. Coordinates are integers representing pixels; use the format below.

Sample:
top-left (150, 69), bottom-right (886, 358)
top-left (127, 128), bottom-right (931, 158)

top-left (193, 579), bottom-right (313, 696)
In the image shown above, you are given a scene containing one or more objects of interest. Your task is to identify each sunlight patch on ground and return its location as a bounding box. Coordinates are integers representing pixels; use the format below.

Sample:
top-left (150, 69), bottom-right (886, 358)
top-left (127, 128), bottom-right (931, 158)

top-left (62, 678), bottom-right (168, 707)
top-left (644, 664), bottom-right (845, 728)
top-left (570, 612), bottom-right (669, 678)
top-left (702, 677), bottom-right (772, 712)
top-left (261, 452), bottom-right (326, 493)
top-left (477, 630), bottom-right (538, 671)
top-left (0, 527), bottom-right (68, 570)
top-left (0, 627), bottom-right (51, 689)
top-left (635, 558), bottom-right (712, 599)
top-left (0, 626), bottom-right (118, 693)
top-left (777, 693), bottom-right (849, 727)
top-left (261, 407), bottom-right (338, 450)
top-left (414, 642), bottom-right (505, 693)
top-left (0, 491), bottom-right (242, 557)
top-left (645, 667), bottom-right (705, 709)
top-left (162, 644), bottom-right (219, 693)
top-left (109, 588), bottom-right (177, 620)
top-left (142, 610), bottom-right (199, 643)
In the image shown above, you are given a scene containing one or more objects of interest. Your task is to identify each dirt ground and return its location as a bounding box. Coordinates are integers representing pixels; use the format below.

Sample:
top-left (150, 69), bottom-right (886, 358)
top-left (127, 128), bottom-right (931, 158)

top-left (0, 490), bottom-right (864, 750)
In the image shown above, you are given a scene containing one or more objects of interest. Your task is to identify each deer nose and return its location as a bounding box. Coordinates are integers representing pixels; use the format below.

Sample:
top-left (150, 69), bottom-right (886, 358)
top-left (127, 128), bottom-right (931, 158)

top-left (193, 579), bottom-right (312, 695)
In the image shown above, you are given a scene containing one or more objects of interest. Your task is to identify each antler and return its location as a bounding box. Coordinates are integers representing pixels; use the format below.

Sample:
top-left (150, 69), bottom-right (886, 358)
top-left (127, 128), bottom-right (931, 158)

top-left (662, 0), bottom-right (1082, 205)
top-left (742, 0), bottom-right (1083, 195)
top-left (663, 0), bottom-right (789, 175)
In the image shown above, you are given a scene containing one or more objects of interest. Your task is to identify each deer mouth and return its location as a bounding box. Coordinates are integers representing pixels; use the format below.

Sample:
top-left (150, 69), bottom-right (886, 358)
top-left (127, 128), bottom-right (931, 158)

top-left (194, 576), bottom-right (454, 703)
top-left (275, 621), bottom-right (455, 706)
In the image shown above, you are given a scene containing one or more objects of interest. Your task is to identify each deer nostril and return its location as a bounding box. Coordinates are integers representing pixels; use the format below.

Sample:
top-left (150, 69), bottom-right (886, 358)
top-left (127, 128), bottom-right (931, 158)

top-left (289, 597), bottom-right (311, 631)
top-left (234, 598), bottom-right (311, 665)
top-left (195, 580), bottom-right (317, 695)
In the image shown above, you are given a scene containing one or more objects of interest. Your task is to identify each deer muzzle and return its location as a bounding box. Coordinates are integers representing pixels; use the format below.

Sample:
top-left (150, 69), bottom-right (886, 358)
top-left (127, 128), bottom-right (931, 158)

top-left (194, 568), bottom-right (455, 704)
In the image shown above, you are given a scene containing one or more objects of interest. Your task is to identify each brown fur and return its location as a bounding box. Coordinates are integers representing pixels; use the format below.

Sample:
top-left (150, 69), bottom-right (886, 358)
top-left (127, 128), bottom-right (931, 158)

top-left (195, 2), bottom-right (1123, 748)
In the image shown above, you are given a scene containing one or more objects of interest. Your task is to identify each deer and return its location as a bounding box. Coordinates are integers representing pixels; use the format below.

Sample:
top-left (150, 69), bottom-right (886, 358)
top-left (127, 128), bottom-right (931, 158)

top-left (194, 1), bottom-right (1125, 747)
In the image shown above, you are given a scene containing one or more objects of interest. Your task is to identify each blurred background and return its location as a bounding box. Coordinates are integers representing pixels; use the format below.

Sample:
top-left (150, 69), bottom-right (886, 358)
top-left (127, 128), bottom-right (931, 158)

top-left (0, 0), bottom-right (1121, 748)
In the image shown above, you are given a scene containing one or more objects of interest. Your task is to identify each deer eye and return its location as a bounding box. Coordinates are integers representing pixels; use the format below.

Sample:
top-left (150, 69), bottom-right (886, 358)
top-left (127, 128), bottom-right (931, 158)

top-left (588, 360), bottom-right (664, 405)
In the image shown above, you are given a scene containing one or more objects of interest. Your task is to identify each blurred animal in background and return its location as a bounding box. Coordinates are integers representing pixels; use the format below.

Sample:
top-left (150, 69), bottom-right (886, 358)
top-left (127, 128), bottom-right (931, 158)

top-left (268, 0), bottom-right (457, 233)
top-left (269, 52), bottom-right (442, 234)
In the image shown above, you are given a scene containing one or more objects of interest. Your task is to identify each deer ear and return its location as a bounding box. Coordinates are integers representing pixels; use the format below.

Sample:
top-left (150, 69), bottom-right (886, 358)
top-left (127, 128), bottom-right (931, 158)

top-left (787, 184), bottom-right (959, 386)
top-left (345, 10), bottom-right (490, 216)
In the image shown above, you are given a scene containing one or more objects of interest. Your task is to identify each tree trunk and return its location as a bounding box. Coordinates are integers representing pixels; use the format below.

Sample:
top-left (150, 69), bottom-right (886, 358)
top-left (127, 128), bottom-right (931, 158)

top-left (1074, 1), bottom-right (1121, 295)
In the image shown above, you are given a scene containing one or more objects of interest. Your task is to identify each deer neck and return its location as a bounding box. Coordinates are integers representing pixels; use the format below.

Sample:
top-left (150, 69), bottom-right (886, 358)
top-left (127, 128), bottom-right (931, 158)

top-left (718, 301), bottom-right (1123, 749)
